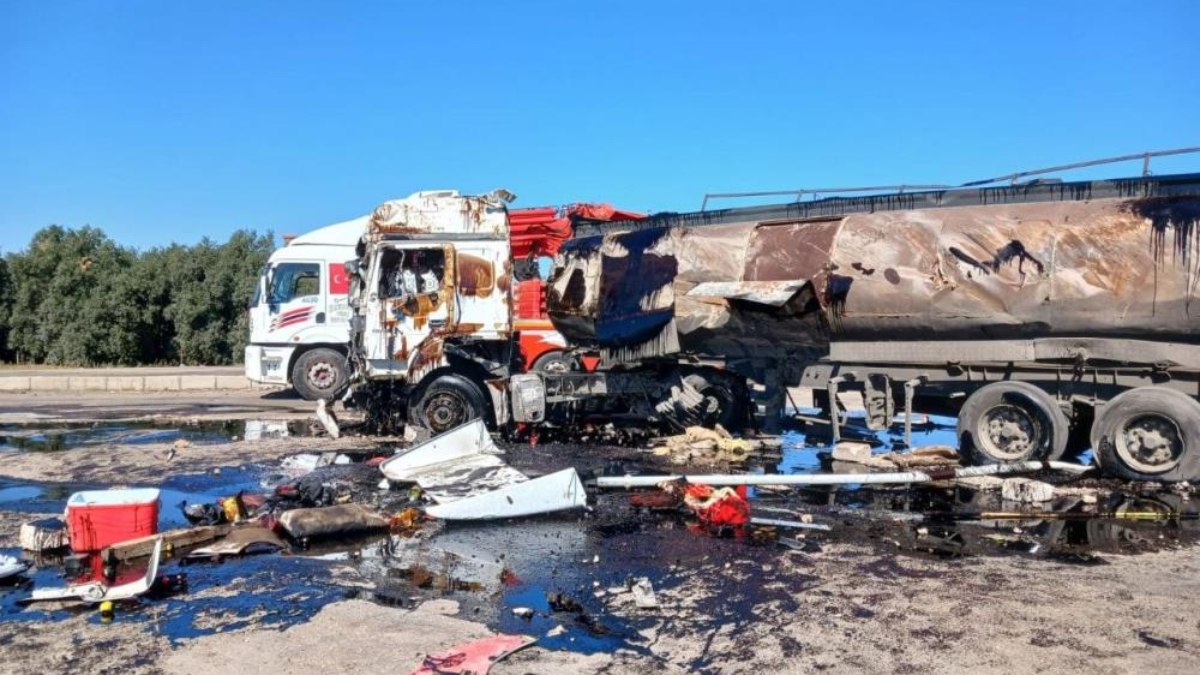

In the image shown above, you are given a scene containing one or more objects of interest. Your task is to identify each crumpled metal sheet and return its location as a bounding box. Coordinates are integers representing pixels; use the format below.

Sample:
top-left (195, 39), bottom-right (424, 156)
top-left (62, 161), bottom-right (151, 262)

top-left (548, 175), bottom-right (1200, 359)
top-left (686, 280), bottom-right (811, 307)
top-left (379, 420), bottom-right (527, 503)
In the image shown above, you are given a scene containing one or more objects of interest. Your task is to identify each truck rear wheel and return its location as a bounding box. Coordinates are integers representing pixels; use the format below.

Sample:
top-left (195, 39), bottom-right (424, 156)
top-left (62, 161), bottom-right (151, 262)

top-left (292, 348), bottom-right (349, 401)
top-left (1092, 387), bottom-right (1200, 482)
top-left (409, 374), bottom-right (487, 434)
top-left (958, 381), bottom-right (1068, 464)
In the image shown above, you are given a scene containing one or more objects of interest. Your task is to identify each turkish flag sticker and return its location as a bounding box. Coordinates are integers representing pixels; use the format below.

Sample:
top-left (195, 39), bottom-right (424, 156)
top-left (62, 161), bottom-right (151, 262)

top-left (329, 262), bottom-right (349, 295)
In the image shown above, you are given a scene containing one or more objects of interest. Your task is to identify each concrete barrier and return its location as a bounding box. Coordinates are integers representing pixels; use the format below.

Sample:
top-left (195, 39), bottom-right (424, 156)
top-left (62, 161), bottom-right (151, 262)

top-left (0, 367), bottom-right (274, 393)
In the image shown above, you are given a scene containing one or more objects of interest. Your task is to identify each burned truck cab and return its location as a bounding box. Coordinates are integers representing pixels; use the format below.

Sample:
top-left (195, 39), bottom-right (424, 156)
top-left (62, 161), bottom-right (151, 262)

top-left (346, 189), bottom-right (517, 433)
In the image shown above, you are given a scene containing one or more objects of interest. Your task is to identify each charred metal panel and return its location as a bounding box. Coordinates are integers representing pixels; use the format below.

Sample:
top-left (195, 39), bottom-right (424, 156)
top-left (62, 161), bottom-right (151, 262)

top-left (548, 173), bottom-right (1200, 360)
top-left (548, 227), bottom-right (677, 349)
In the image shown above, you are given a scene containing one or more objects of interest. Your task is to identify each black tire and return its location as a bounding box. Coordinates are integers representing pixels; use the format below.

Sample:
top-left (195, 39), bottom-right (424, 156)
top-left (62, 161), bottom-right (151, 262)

top-left (1091, 387), bottom-right (1200, 482)
top-left (957, 381), bottom-right (1069, 465)
top-left (409, 374), bottom-right (488, 434)
top-left (530, 350), bottom-right (577, 374)
top-left (682, 371), bottom-right (749, 431)
top-left (291, 348), bottom-right (349, 401)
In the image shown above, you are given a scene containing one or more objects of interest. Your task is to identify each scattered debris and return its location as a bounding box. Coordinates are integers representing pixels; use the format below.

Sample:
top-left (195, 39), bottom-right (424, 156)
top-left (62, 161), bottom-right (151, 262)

top-left (631, 577), bottom-right (658, 609)
top-left (278, 503), bottom-right (389, 540)
top-left (547, 592), bottom-right (584, 613)
top-left (382, 420), bottom-right (587, 520)
top-left (185, 526), bottom-right (286, 561)
top-left (831, 441), bottom-right (873, 463)
top-left (280, 453), bottom-right (352, 475)
top-left (409, 635), bottom-right (536, 675)
top-left (955, 475), bottom-right (1006, 490)
top-left (1001, 478), bottom-right (1056, 503)
top-left (650, 425), bottom-right (766, 464)
top-left (0, 554), bottom-right (30, 581)
top-left (671, 481), bottom-right (750, 527)
top-left (511, 607), bottom-right (535, 619)
top-left (426, 468), bottom-right (587, 521)
top-left (546, 624), bottom-right (567, 637)
top-left (750, 517), bottom-right (831, 531)
top-left (27, 538), bottom-right (163, 604)
top-left (103, 524), bottom-right (229, 562)
top-left (19, 517), bottom-right (69, 552)
top-left (315, 398), bottom-right (341, 439)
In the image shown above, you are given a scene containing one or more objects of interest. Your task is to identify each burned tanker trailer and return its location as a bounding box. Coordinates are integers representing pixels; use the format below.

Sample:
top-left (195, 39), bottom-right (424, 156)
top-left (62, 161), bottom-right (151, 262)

top-left (547, 173), bottom-right (1200, 481)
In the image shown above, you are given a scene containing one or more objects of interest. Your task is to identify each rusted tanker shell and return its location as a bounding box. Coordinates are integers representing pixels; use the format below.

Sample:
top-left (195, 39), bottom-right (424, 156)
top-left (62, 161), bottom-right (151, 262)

top-left (548, 176), bottom-right (1200, 358)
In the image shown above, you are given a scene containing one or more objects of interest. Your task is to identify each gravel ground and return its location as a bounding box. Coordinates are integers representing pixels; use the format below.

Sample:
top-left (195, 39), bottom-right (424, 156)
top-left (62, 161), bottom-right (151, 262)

top-left (1, 392), bottom-right (1198, 674)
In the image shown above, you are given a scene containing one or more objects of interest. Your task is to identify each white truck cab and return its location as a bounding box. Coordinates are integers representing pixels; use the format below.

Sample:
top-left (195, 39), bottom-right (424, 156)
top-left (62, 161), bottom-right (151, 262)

top-left (244, 215), bottom-right (366, 399)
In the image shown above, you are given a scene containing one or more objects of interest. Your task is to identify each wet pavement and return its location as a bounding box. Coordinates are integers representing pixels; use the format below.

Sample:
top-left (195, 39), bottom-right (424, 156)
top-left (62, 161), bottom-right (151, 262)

top-left (1, 414), bottom-right (1197, 659)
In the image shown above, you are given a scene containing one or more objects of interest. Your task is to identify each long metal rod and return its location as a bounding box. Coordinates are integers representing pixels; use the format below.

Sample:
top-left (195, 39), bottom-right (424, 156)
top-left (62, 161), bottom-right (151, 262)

top-left (701, 184), bottom-right (951, 210)
top-left (960, 146), bottom-right (1200, 186)
top-left (700, 147), bottom-right (1200, 209)
top-left (594, 461), bottom-right (1090, 489)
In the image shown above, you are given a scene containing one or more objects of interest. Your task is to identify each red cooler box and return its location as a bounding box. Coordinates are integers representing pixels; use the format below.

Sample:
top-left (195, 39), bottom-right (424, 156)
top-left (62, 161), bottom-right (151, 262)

top-left (66, 488), bottom-right (160, 553)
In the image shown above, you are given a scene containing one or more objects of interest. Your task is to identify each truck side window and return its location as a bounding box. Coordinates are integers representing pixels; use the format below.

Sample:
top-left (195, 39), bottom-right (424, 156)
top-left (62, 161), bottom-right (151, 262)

top-left (270, 262), bottom-right (321, 303)
top-left (380, 249), bottom-right (445, 299)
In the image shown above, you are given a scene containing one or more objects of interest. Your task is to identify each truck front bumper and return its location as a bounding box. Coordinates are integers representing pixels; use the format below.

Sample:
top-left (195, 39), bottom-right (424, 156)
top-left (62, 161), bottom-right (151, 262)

top-left (244, 345), bottom-right (295, 385)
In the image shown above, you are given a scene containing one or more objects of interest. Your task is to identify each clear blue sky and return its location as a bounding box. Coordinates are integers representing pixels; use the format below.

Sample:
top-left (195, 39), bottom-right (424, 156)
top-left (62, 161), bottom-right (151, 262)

top-left (2, 1), bottom-right (1198, 251)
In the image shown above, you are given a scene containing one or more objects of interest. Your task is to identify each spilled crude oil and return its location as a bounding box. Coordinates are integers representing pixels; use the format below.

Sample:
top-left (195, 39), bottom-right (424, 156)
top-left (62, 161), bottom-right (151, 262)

top-left (0, 411), bottom-right (1196, 658)
top-left (0, 419), bottom-right (318, 453)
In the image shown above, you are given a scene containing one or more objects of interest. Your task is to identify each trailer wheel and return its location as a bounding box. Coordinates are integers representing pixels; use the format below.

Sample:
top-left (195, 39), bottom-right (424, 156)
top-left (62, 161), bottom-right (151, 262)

top-left (958, 382), bottom-right (1068, 464)
top-left (1091, 387), bottom-right (1200, 482)
top-left (292, 348), bottom-right (349, 401)
top-left (683, 371), bottom-right (749, 431)
top-left (531, 350), bottom-right (577, 374)
top-left (409, 374), bottom-right (487, 434)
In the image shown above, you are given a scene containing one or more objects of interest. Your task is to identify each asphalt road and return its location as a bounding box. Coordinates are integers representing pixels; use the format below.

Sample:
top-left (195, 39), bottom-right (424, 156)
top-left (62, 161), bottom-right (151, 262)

top-left (0, 389), bottom-right (316, 423)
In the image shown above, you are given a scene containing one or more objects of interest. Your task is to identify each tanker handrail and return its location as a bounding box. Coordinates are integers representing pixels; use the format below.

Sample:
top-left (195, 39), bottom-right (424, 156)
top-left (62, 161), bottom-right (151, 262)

top-left (959, 146), bottom-right (1200, 187)
top-left (700, 146), bottom-right (1200, 210)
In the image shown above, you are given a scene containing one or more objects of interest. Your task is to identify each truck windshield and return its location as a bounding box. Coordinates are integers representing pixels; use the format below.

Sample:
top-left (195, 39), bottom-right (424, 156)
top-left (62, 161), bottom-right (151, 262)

top-left (269, 262), bottom-right (321, 304)
top-left (250, 266), bottom-right (266, 307)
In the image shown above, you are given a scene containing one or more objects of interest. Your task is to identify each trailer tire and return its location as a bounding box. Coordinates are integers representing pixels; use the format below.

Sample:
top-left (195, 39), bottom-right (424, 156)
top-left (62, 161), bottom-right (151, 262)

top-left (409, 374), bottom-right (487, 435)
top-left (683, 371), bottom-right (749, 432)
top-left (1091, 387), bottom-right (1200, 482)
top-left (292, 348), bottom-right (349, 401)
top-left (958, 381), bottom-right (1068, 465)
top-left (531, 350), bottom-right (577, 374)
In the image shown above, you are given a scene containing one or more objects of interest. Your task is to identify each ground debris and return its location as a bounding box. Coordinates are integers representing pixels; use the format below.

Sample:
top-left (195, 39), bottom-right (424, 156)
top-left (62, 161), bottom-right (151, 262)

top-left (649, 425), bottom-right (773, 465)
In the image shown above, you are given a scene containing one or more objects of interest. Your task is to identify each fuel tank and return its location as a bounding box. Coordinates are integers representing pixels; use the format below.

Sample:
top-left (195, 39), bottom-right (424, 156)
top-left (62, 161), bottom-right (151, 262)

top-left (547, 173), bottom-right (1200, 360)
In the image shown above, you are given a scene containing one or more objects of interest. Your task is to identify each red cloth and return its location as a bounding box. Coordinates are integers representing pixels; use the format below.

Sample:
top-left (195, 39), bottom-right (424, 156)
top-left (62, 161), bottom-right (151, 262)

top-left (682, 485), bottom-right (750, 527)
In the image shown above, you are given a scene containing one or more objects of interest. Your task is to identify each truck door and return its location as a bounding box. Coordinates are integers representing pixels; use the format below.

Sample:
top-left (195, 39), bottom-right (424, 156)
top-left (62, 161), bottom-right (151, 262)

top-left (266, 261), bottom-right (322, 340)
top-left (365, 245), bottom-right (453, 375)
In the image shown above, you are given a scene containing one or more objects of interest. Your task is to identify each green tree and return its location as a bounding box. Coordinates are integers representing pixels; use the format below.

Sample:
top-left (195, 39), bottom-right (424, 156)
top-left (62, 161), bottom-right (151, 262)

top-left (0, 256), bottom-right (12, 360)
top-left (165, 230), bottom-right (273, 365)
top-left (3, 225), bottom-right (273, 366)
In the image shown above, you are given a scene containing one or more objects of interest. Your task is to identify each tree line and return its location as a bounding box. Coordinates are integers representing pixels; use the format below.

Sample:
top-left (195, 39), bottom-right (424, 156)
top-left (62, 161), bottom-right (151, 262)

top-left (0, 225), bottom-right (274, 366)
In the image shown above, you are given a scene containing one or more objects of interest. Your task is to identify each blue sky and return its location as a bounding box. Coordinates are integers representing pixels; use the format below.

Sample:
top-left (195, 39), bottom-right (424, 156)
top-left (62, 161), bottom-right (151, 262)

top-left (2, 1), bottom-right (1198, 251)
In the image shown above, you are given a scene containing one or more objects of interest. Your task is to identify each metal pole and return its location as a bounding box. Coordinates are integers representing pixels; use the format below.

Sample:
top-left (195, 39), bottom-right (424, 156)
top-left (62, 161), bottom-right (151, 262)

top-left (593, 460), bottom-right (1090, 489)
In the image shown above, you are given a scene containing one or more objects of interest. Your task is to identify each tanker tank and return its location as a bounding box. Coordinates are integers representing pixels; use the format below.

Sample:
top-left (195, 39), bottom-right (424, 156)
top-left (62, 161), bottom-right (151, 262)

top-left (546, 173), bottom-right (1200, 362)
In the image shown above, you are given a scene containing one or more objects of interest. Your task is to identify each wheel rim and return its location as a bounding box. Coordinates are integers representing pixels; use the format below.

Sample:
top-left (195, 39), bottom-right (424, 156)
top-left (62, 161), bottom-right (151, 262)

top-left (1114, 414), bottom-right (1183, 474)
top-left (975, 403), bottom-right (1040, 461)
top-left (539, 358), bottom-right (570, 374)
top-left (423, 392), bottom-right (470, 433)
top-left (307, 361), bottom-right (339, 391)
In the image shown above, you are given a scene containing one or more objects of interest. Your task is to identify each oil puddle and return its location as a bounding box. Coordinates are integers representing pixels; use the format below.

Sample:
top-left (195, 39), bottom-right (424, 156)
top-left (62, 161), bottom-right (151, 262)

top-left (0, 419), bottom-right (317, 453)
top-left (0, 544), bottom-right (346, 642)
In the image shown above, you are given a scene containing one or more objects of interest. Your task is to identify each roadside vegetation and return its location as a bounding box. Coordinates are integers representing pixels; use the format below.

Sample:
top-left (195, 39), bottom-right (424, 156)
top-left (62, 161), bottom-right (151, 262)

top-left (0, 226), bottom-right (273, 366)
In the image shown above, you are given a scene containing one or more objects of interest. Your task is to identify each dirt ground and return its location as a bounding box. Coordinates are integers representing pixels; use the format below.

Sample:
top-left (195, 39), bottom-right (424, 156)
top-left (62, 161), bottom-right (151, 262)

top-left (2, 391), bottom-right (1199, 674)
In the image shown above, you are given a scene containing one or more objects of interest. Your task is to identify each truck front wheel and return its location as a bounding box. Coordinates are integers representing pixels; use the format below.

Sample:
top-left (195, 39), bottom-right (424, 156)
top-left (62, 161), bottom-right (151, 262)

top-left (409, 374), bottom-right (487, 434)
top-left (957, 381), bottom-right (1068, 464)
top-left (292, 348), bottom-right (349, 401)
top-left (1092, 387), bottom-right (1200, 482)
